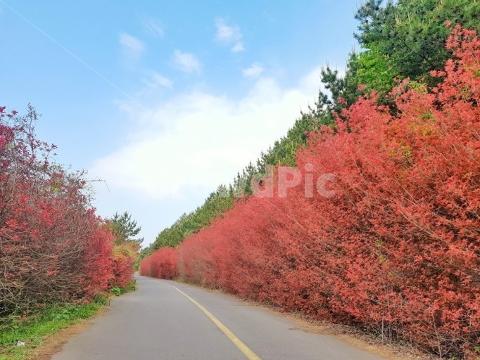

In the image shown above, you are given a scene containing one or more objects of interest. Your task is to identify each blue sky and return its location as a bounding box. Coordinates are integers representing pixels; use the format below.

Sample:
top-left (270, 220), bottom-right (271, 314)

top-left (0, 0), bottom-right (361, 245)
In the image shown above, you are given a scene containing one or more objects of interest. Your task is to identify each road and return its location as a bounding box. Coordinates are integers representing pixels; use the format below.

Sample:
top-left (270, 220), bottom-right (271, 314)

top-left (53, 276), bottom-right (384, 360)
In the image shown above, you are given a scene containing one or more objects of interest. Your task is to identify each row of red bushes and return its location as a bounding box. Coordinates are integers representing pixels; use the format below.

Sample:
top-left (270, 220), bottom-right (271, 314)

top-left (0, 107), bottom-right (133, 317)
top-left (141, 27), bottom-right (480, 358)
top-left (140, 247), bottom-right (177, 280)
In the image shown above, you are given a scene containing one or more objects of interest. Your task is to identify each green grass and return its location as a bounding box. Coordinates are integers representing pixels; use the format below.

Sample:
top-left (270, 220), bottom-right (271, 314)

top-left (110, 280), bottom-right (136, 297)
top-left (0, 295), bottom-right (108, 360)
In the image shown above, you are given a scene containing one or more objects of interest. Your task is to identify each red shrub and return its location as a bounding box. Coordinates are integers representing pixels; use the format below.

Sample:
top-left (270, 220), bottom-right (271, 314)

top-left (84, 221), bottom-right (115, 297)
top-left (142, 27), bottom-right (480, 358)
top-left (141, 248), bottom-right (177, 279)
top-left (112, 253), bottom-right (135, 289)
top-left (0, 106), bottom-right (133, 315)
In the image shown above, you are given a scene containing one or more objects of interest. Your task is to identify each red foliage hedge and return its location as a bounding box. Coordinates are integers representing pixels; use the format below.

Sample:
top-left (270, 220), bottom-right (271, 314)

top-left (0, 107), bottom-right (133, 316)
top-left (141, 27), bottom-right (480, 358)
top-left (112, 253), bottom-right (135, 289)
top-left (140, 248), bottom-right (177, 280)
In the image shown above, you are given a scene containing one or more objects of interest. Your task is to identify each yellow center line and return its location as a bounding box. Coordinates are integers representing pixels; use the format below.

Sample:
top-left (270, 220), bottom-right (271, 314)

top-left (173, 286), bottom-right (262, 360)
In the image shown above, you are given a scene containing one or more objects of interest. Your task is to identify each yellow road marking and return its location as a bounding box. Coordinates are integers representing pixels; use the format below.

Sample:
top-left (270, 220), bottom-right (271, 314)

top-left (173, 286), bottom-right (262, 360)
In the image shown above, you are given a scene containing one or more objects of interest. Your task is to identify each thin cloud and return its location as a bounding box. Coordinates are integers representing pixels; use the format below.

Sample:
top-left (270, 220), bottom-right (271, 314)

top-left (215, 18), bottom-right (244, 53)
top-left (173, 50), bottom-right (201, 74)
top-left (143, 71), bottom-right (173, 89)
top-left (243, 63), bottom-right (264, 78)
top-left (231, 42), bottom-right (245, 53)
top-left (119, 32), bottom-right (145, 58)
top-left (143, 18), bottom-right (165, 38)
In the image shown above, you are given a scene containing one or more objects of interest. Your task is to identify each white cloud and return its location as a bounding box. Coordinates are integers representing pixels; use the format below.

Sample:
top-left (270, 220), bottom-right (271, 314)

top-left (215, 18), bottom-right (244, 53)
top-left (231, 42), bottom-right (245, 53)
top-left (173, 50), bottom-right (201, 74)
top-left (143, 18), bottom-right (164, 38)
top-left (119, 33), bottom-right (145, 58)
top-left (90, 66), bottom-right (328, 200)
top-left (143, 71), bottom-right (173, 89)
top-left (242, 63), bottom-right (264, 78)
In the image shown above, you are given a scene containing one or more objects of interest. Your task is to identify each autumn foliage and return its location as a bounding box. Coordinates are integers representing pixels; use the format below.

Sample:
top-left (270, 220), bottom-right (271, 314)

top-left (140, 247), bottom-right (177, 280)
top-left (111, 241), bottom-right (139, 289)
top-left (0, 107), bottom-right (134, 317)
top-left (141, 27), bottom-right (480, 358)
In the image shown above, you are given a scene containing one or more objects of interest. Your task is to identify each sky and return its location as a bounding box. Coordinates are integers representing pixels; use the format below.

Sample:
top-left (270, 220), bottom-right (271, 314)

top-left (0, 0), bottom-right (361, 246)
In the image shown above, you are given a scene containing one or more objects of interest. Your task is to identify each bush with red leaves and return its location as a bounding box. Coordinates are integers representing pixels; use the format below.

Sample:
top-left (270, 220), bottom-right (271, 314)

top-left (140, 248), bottom-right (177, 280)
top-left (112, 253), bottom-right (135, 289)
top-left (142, 27), bottom-right (480, 358)
top-left (0, 106), bottom-right (132, 316)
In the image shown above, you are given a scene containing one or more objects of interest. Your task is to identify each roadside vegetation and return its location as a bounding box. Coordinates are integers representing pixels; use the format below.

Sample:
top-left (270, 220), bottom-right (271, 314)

top-left (0, 296), bottom-right (107, 360)
top-left (141, 0), bottom-right (480, 258)
top-left (141, 1), bottom-right (480, 358)
top-left (0, 107), bottom-right (141, 358)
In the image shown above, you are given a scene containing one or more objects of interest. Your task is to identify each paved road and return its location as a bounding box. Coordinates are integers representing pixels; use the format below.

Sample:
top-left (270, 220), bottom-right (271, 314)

top-left (53, 276), bottom-right (383, 360)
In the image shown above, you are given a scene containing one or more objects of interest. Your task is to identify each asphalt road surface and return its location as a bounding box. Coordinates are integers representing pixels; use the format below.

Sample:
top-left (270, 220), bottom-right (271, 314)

top-left (53, 276), bottom-right (384, 360)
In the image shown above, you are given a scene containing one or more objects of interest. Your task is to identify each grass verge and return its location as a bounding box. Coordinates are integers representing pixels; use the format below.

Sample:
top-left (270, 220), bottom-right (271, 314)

top-left (0, 280), bottom-right (137, 360)
top-left (110, 280), bottom-right (136, 296)
top-left (0, 295), bottom-right (108, 360)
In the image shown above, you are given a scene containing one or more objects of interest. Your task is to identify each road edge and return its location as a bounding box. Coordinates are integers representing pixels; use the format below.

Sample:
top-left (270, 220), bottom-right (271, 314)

top-left (170, 279), bottom-right (434, 360)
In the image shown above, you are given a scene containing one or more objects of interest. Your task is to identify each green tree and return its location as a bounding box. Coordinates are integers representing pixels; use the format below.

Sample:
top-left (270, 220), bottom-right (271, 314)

top-left (357, 0), bottom-right (480, 82)
top-left (324, 0), bottom-right (480, 111)
top-left (108, 212), bottom-right (143, 246)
